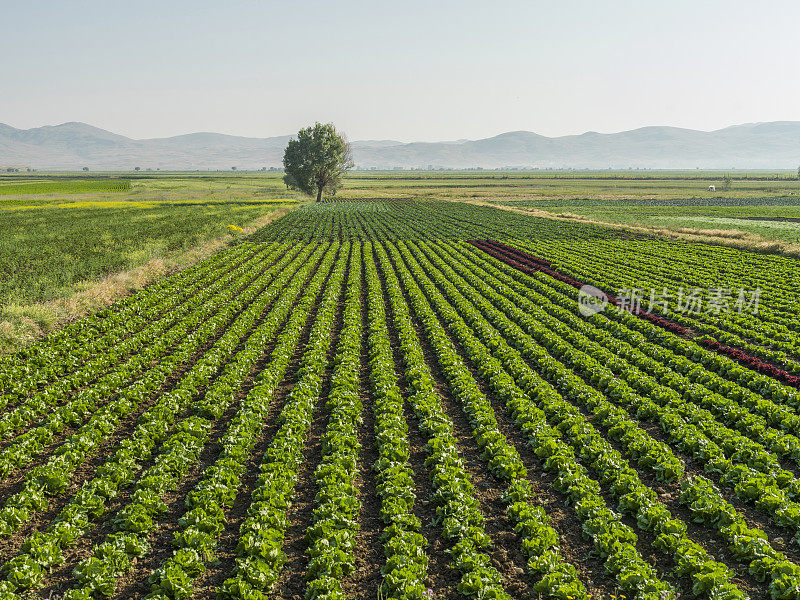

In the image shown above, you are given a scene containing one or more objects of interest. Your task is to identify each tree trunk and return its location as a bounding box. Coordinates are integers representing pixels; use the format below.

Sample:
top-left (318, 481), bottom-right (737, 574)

top-left (316, 185), bottom-right (323, 202)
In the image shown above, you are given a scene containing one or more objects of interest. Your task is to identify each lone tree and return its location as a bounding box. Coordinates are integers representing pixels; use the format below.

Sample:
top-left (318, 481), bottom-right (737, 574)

top-left (283, 122), bottom-right (353, 202)
top-left (722, 173), bottom-right (732, 191)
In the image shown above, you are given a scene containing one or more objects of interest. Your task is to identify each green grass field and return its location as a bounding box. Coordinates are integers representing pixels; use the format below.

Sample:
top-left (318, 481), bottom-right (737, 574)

top-left (0, 175), bottom-right (296, 306)
top-left (0, 174), bottom-right (297, 352)
top-left (0, 179), bottom-right (131, 195)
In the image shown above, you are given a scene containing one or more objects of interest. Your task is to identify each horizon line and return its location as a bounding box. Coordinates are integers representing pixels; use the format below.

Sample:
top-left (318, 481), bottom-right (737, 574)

top-left (2, 119), bottom-right (797, 146)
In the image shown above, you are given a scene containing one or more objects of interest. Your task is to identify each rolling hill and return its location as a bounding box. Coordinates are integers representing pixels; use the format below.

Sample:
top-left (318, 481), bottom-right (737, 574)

top-left (2, 121), bottom-right (800, 170)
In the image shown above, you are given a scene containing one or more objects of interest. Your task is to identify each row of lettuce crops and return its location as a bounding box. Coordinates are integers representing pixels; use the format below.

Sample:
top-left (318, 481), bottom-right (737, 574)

top-left (1, 200), bottom-right (800, 599)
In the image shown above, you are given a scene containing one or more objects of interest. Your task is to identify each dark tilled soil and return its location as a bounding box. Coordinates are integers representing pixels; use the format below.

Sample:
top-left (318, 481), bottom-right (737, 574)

top-left (644, 415), bottom-right (800, 560)
top-left (0, 384), bottom-right (170, 567)
top-left (373, 248), bottom-right (461, 599)
top-left (194, 244), bottom-right (334, 600)
top-left (340, 261), bottom-right (383, 598)
top-left (466, 368), bottom-right (619, 597)
top-left (270, 390), bottom-right (331, 600)
top-left (518, 373), bottom-right (710, 595)
top-left (630, 417), bottom-right (781, 600)
top-left (23, 318), bottom-right (255, 593)
top-left (110, 247), bottom-right (326, 599)
top-left (191, 312), bottom-right (318, 600)
top-left (449, 240), bottom-right (800, 481)
top-left (38, 335), bottom-right (273, 596)
top-left (437, 241), bottom-right (785, 598)
top-left (444, 358), bottom-right (619, 597)
top-left (0, 243), bottom-right (301, 507)
top-left (504, 325), bottom-right (776, 597)
top-left (412, 323), bottom-right (538, 599)
top-left (5, 239), bottom-right (798, 600)
top-left (658, 483), bottom-right (770, 600)
top-left (389, 254), bottom-right (539, 598)
top-left (404, 403), bottom-right (461, 600)
top-left (105, 395), bottom-right (246, 600)
top-left (272, 273), bottom-right (347, 600)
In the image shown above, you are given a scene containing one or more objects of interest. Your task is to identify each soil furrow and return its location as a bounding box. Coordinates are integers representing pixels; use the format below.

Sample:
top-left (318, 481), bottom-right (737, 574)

top-left (0, 244), bottom-right (282, 445)
top-left (403, 401), bottom-right (461, 600)
top-left (273, 251), bottom-right (348, 600)
top-left (385, 242), bottom-right (616, 598)
top-left (1, 244), bottom-right (324, 591)
top-left (373, 247), bottom-right (462, 600)
top-left (340, 248), bottom-right (383, 598)
top-left (0, 243), bottom-right (268, 414)
top-left (190, 279), bottom-right (326, 600)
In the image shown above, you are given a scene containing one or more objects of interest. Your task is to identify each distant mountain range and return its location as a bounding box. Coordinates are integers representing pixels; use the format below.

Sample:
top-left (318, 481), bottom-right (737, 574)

top-left (2, 121), bottom-right (800, 170)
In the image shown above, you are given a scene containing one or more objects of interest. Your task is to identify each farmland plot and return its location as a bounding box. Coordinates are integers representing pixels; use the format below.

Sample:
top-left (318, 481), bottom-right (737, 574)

top-left (2, 200), bottom-right (800, 600)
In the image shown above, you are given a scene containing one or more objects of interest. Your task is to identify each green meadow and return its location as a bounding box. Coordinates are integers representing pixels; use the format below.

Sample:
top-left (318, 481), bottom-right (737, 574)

top-left (0, 173), bottom-right (296, 351)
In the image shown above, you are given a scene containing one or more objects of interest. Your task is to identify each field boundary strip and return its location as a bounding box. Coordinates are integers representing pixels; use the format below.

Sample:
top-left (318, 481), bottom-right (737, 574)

top-left (468, 239), bottom-right (800, 389)
top-left (452, 197), bottom-right (800, 258)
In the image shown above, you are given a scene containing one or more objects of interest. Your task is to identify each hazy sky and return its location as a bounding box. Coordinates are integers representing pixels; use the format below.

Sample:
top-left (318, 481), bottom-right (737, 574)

top-left (2, 0), bottom-right (799, 142)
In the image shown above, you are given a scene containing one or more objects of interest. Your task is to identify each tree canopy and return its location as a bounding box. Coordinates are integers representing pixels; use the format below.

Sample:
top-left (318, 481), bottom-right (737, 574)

top-left (282, 122), bottom-right (353, 201)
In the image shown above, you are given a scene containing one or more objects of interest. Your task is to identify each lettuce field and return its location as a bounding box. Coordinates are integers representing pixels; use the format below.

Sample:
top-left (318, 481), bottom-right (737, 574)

top-left (2, 200), bottom-right (800, 600)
